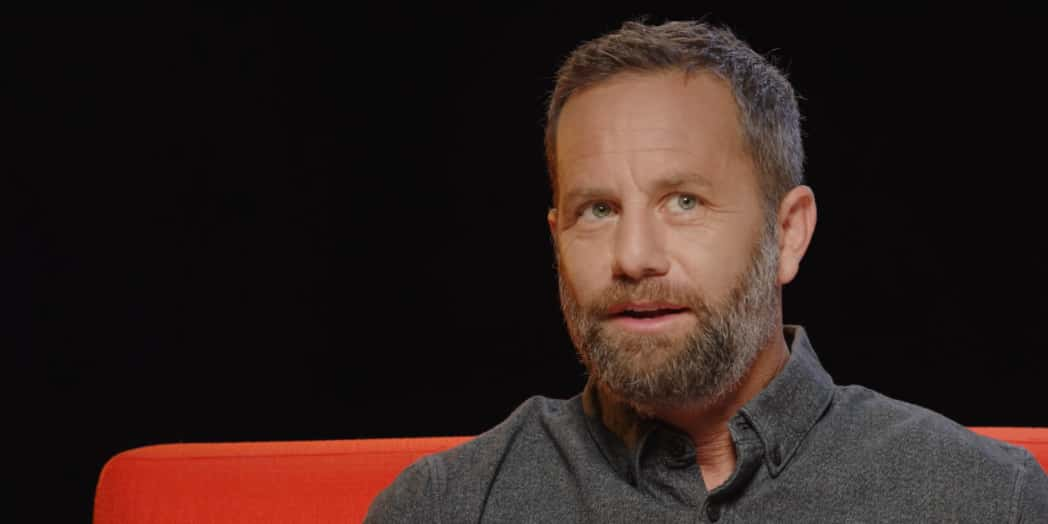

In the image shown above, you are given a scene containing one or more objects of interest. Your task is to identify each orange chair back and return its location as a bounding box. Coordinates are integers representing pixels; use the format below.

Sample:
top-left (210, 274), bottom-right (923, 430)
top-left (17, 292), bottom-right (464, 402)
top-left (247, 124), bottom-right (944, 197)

top-left (94, 436), bottom-right (471, 524)
top-left (94, 428), bottom-right (1046, 523)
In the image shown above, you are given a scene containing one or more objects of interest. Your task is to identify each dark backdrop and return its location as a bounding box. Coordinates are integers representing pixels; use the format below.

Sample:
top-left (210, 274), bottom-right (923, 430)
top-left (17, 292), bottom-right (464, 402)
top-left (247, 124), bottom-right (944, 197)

top-left (7, 7), bottom-right (1047, 522)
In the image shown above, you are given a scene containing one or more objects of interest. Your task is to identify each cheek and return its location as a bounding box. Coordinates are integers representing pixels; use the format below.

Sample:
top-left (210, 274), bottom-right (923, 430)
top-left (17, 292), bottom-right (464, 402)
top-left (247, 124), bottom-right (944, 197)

top-left (669, 229), bottom-right (753, 297)
top-left (558, 237), bottom-right (610, 303)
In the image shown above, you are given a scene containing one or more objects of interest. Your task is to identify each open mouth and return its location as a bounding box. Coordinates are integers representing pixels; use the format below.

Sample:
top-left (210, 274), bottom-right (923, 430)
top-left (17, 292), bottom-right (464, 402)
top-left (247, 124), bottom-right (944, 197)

top-left (617, 308), bottom-right (688, 319)
top-left (609, 306), bottom-right (690, 332)
top-left (607, 302), bottom-right (691, 331)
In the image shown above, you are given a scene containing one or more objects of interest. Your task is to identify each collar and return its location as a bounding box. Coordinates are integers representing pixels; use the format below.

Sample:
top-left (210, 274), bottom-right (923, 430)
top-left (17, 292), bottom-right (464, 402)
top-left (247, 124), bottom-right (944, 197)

top-left (581, 325), bottom-right (836, 480)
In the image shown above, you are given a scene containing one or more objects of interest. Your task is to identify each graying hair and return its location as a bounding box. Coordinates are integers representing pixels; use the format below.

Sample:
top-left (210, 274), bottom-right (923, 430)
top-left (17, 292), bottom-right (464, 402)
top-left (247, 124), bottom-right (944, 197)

top-left (545, 19), bottom-right (805, 215)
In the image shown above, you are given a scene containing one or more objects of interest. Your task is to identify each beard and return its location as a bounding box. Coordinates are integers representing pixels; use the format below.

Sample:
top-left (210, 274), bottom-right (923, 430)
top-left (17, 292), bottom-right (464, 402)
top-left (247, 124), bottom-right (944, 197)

top-left (557, 219), bottom-right (781, 411)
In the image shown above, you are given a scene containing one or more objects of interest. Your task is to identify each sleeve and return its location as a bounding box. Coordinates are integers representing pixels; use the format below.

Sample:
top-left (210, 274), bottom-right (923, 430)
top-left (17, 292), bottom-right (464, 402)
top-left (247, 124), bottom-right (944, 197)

top-left (1016, 452), bottom-right (1048, 523)
top-left (364, 455), bottom-right (445, 524)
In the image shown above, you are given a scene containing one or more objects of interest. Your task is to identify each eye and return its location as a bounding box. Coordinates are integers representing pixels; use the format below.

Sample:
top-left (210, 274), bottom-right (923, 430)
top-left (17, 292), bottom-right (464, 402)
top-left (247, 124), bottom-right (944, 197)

top-left (580, 201), bottom-right (615, 220)
top-left (669, 193), bottom-right (701, 212)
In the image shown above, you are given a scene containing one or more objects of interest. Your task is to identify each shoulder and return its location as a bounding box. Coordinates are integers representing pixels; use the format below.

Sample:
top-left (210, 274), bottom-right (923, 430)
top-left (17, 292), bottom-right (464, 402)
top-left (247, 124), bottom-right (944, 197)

top-left (364, 395), bottom-right (581, 523)
top-left (824, 384), bottom-right (1047, 517)
top-left (442, 394), bottom-right (578, 461)
top-left (435, 395), bottom-right (583, 495)
top-left (831, 384), bottom-right (1025, 467)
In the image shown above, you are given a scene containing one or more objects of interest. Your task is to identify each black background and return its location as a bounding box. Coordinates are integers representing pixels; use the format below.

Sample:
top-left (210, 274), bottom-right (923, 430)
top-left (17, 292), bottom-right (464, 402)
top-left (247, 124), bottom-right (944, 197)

top-left (7, 7), bottom-right (1048, 522)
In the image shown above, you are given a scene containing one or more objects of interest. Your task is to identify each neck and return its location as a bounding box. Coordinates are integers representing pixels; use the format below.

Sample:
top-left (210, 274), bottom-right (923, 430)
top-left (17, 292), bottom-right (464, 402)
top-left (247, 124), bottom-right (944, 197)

top-left (649, 327), bottom-right (790, 490)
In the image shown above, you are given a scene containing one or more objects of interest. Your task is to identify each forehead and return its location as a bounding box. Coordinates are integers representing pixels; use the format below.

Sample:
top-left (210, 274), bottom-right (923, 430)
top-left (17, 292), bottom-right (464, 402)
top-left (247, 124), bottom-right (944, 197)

top-left (555, 70), bottom-right (753, 195)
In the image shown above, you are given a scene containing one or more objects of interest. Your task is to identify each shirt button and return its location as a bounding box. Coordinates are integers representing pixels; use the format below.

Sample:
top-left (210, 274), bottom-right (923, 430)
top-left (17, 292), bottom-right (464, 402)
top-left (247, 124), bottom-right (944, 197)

top-left (706, 502), bottom-right (721, 522)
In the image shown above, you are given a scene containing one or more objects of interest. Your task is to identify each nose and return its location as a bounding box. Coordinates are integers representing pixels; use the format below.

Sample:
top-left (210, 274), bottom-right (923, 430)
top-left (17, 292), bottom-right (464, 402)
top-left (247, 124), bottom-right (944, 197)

top-left (612, 209), bottom-right (670, 281)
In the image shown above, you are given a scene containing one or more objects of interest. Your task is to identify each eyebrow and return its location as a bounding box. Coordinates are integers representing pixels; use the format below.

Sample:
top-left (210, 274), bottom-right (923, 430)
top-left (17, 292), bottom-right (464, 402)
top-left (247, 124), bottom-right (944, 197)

top-left (653, 170), bottom-right (714, 192)
top-left (560, 170), bottom-right (713, 208)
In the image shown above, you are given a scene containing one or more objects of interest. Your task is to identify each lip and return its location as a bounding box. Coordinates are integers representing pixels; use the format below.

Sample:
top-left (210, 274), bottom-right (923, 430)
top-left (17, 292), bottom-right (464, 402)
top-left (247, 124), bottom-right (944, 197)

top-left (606, 302), bottom-right (692, 333)
top-left (607, 302), bottom-right (689, 315)
top-left (608, 309), bottom-right (692, 333)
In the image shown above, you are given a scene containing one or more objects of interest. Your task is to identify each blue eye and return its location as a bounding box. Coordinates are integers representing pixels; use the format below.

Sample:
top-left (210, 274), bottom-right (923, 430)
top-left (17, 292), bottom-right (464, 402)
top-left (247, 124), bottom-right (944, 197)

top-left (592, 202), bottom-right (613, 217)
top-left (582, 201), bottom-right (614, 219)
top-left (672, 194), bottom-right (699, 211)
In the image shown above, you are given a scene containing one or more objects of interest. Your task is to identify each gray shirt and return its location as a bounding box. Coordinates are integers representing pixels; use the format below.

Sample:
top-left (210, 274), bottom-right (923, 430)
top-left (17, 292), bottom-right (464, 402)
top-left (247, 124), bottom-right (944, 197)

top-left (366, 326), bottom-right (1048, 522)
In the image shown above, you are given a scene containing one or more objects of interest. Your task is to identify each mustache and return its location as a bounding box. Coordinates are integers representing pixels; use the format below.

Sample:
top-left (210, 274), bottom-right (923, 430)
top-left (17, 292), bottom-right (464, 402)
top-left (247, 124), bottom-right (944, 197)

top-left (583, 279), bottom-right (711, 318)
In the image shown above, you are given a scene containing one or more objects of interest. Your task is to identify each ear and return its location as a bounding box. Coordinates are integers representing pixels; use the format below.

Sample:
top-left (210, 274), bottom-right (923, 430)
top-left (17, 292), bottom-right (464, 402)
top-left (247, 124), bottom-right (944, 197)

top-left (547, 207), bottom-right (559, 245)
top-left (776, 185), bottom-right (817, 285)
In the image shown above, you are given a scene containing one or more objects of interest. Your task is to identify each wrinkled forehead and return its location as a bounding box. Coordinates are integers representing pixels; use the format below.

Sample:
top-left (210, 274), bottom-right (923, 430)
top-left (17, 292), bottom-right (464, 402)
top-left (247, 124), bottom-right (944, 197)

top-left (555, 71), bottom-right (752, 195)
top-left (558, 128), bottom-right (703, 167)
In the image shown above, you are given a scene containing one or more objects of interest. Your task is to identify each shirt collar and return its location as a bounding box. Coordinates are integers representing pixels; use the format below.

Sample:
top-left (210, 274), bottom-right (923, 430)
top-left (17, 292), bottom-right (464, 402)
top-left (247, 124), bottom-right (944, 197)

top-left (581, 325), bottom-right (835, 479)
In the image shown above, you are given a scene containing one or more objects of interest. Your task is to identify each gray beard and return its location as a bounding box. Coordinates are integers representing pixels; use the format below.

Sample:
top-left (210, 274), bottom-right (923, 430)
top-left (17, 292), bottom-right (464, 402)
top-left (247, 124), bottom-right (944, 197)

top-left (558, 220), bottom-right (781, 411)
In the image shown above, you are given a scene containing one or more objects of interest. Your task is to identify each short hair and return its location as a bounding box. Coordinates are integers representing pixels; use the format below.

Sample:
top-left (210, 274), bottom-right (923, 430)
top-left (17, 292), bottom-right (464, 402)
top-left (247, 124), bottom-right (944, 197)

top-left (545, 19), bottom-right (804, 215)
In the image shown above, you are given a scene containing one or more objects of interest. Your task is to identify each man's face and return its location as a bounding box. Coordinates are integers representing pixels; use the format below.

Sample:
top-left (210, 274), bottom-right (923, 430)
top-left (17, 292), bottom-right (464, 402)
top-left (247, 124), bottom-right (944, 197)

top-left (549, 71), bottom-right (781, 410)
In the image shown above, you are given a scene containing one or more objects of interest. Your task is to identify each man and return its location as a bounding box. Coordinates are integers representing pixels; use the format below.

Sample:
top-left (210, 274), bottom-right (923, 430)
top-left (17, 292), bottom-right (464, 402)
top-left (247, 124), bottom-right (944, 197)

top-left (366, 19), bottom-right (1048, 522)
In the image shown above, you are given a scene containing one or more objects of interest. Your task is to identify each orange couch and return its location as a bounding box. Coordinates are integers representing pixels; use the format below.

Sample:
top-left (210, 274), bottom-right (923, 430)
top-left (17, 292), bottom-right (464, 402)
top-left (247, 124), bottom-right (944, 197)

top-left (94, 428), bottom-right (1048, 523)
